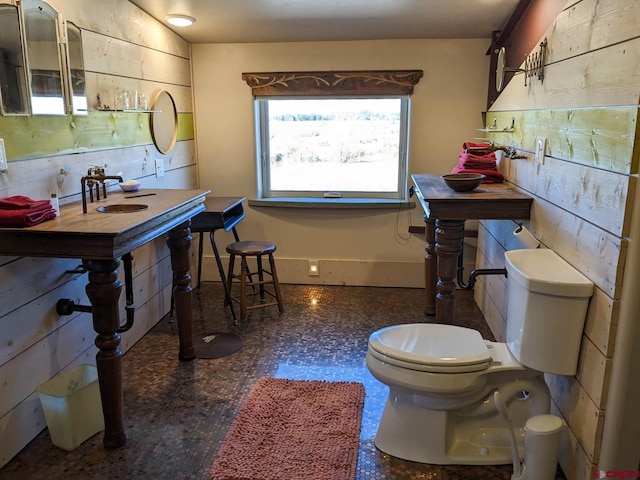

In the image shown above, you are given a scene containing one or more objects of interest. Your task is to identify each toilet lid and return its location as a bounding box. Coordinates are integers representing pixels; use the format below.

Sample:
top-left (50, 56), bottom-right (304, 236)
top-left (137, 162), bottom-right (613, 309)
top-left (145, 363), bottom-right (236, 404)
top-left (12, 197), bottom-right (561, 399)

top-left (368, 323), bottom-right (491, 371)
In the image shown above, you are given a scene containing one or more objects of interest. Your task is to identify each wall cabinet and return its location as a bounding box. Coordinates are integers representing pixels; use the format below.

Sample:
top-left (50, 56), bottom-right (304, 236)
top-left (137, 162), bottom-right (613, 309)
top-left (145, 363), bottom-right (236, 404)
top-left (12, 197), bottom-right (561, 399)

top-left (0, 0), bottom-right (87, 116)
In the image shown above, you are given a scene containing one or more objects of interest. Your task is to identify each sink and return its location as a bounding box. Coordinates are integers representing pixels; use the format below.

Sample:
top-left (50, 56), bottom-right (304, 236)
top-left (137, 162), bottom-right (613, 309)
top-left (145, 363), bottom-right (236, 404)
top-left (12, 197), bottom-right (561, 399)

top-left (97, 204), bottom-right (149, 213)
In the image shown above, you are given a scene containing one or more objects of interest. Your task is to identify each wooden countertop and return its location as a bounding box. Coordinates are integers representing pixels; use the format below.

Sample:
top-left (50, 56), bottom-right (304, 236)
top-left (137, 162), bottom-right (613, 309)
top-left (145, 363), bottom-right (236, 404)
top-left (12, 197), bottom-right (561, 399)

top-left (411, 174), bottom-right (532, 220)
top-left (0, 188), bottom-right (210, 260)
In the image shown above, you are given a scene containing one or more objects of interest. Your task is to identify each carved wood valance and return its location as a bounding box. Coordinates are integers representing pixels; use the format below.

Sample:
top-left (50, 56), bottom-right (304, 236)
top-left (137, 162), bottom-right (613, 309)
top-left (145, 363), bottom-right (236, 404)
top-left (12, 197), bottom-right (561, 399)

top-left (241, 70), bottom-right (424, 96)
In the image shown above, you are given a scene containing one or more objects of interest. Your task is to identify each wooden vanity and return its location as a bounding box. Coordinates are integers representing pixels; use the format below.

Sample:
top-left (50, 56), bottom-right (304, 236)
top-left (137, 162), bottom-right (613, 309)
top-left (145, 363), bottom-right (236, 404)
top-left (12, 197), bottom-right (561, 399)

top-left (0, 188), bottom-right (209, 448)
top-left (411, 174), bottom-right (532, 322)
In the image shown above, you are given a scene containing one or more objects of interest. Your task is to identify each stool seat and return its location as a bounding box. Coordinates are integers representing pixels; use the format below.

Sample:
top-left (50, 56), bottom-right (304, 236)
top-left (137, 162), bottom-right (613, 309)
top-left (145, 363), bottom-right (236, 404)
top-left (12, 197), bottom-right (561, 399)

top-left (226, 241), bottom-right (276, 256)
top-left (226, 240), bottom-right (284, 322)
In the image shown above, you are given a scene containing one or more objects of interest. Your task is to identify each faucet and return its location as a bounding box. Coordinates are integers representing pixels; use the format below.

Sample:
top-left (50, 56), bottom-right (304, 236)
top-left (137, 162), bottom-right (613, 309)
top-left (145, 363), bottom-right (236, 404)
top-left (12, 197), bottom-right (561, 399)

top-left (80, 165), bottom-right (124, 213)
top-left (490, 143), bottom-right (528, 160)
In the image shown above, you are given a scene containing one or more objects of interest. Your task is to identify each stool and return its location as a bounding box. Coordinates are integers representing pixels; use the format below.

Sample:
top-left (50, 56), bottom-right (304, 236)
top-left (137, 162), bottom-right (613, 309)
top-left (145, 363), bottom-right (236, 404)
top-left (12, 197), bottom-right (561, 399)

top-left (226, 241), bottom-right (284, 322)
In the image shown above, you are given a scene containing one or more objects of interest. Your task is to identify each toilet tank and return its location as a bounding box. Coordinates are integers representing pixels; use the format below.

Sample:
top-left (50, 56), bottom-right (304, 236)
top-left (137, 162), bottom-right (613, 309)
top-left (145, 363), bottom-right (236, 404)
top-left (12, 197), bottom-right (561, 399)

top-left (505, 249), bottom-right (594, 375)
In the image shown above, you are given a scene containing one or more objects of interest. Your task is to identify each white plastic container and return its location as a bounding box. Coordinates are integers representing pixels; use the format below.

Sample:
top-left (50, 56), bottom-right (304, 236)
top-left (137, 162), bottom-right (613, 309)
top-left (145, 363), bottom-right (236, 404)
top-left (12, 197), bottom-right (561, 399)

top-left (37, 364), bottom-right (104, 451)
top-left (523, 414), bottom-right (564, 480)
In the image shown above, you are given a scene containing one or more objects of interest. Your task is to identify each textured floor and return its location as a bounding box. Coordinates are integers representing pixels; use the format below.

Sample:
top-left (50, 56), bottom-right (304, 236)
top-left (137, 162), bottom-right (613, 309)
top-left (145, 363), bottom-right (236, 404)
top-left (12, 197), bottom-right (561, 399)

top-left (1, 283), bottom-right (565, 480)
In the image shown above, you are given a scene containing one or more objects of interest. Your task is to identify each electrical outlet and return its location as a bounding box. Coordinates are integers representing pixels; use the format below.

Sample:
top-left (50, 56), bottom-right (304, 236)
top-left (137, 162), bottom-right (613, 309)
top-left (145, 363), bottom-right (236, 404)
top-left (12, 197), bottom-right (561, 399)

top-left (535, 137), bottom-right (546, 164)
top-left (0, 138), bottom-right (7, 172)
top-left (308, 260), bottom-right (319, 276)
top-left (155, 158), bottom-right (165, 177)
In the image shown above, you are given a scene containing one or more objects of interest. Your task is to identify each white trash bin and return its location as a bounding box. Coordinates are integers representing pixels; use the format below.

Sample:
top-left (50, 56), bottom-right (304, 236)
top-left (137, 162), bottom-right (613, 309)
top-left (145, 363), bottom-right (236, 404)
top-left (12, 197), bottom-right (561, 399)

top-left (37, 364), bottom-right (105, 451)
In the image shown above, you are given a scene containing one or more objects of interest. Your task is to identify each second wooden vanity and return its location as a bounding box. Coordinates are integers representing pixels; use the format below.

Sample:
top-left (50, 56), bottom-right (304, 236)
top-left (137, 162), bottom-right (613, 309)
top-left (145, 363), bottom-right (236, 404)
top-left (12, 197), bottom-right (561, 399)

top-left (412, 174), bottom-right (532, 323)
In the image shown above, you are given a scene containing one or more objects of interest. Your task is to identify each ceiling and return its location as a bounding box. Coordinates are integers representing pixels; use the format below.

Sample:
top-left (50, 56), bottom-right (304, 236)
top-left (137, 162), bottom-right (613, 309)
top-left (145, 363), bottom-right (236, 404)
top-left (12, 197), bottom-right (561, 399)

top-left (128, 0), bottom-right (521, 44)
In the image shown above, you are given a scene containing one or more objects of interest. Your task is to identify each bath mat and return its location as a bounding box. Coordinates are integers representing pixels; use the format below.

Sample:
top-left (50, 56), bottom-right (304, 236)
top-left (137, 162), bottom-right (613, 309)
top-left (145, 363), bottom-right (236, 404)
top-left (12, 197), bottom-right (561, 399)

top-left (194, 332), bottom-right (243, 359)
top-left (208, 377), bottom-right (365, 480)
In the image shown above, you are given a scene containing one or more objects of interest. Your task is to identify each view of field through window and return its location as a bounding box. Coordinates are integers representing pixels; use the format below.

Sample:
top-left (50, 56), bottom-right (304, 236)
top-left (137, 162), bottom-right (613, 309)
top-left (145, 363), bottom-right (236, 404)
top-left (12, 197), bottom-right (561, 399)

top-left (266, 98), bottom-right (403, 192)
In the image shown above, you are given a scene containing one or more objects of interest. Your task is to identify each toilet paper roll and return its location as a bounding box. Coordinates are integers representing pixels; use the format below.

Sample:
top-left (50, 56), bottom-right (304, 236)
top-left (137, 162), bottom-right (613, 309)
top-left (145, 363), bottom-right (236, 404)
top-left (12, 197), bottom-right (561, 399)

top-left (513, 225), bottom-right (540, 249)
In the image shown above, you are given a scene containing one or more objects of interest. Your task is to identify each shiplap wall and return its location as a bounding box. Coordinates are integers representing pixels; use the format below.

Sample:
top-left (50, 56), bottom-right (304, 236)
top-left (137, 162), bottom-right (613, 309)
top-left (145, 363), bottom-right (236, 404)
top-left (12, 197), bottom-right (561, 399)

top-left (475, 0), bottom-right (639, 478)
top-left (0, 0), bottom-right (196, 467)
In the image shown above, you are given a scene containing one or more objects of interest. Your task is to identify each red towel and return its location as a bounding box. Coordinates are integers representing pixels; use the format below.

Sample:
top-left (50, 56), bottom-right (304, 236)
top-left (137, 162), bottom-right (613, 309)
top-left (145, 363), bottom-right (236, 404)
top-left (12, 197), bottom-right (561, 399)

top-left (0, 195), bottom-right (51, 210)
top-left (452, 165), bottom-right (504, 183)
top-left (462, 142), bottom-right (494, 155)
top-left (458, 152), bottom-right (498, 170)
top-left (0, 196), bottom-right (57, 227)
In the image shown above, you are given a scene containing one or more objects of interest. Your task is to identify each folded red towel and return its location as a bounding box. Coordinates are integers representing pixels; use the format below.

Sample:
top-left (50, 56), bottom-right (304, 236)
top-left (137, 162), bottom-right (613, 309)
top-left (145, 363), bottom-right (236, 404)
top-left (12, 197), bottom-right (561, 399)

top-left (0, 195), bottom-right (51, 210)
top-left (462, 142), bottom-right (494, 155)
top-left (452, 166), bottom-right (504, 183)
top-left (0, 203), bottom-right (57, 227)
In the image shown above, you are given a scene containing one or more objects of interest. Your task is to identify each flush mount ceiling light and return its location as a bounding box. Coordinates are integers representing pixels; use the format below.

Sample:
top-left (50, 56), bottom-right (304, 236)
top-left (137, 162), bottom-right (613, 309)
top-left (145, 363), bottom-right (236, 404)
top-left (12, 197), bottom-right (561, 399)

top-left (165, 14), bottom-right (196, 27)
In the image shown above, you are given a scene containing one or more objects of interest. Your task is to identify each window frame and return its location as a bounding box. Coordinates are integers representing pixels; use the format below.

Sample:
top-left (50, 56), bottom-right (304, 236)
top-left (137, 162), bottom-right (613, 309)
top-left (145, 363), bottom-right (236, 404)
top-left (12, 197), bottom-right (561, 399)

top-left (254, 95), bottom-right (411, 201)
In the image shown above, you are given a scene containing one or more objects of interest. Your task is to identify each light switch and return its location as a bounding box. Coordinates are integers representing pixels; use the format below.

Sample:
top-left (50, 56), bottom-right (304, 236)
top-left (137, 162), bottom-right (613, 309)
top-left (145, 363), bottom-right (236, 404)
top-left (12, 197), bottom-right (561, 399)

top-left (155, 158), bottom-right (165, 177)
top-left (535, 137), bottom-right (546, 165)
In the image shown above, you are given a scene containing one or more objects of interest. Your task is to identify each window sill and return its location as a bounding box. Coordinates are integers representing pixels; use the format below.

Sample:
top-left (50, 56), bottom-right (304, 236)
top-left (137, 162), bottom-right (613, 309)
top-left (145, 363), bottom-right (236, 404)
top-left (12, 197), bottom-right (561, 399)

top-left (248, 197), bottom-right (416, 209)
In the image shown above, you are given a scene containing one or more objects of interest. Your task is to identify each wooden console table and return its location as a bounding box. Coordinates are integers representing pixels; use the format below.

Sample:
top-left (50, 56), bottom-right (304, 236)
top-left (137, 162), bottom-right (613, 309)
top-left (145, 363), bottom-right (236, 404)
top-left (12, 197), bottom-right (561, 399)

top-left (411, 174), bottom-right (532, 323)
top-left (0, 188), bottom-right (209, 448)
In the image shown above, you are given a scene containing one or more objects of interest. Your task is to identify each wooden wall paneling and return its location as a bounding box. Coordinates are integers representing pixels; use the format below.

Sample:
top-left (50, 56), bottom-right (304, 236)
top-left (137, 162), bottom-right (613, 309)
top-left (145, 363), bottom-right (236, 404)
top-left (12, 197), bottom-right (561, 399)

top-left (121, 282), bottom-right (172, 353)
top-left (0, 113), bottom-right (193, 163)
top-left (0, 145), bottom-right (157, 201)
top-left (0, 274), bottom-right (87, 368)
top-left (82, 31), bottom-right (191, 87)
top-left (46, 0), bottom-right (190, 59)
top-left (529, 198), bottom-right (624, 299)
top-left (85, 73), bottom-right (193, 113)
top-left (553, 402), bottom-right (595, 480)
top-left (507, 150), bottom-right (633, 237)
top-left (0, 313), bottom-right (96, 418)
top-left (551, 0), bottom-right (640, 64)
top-left (576, 336), bottom-right (612, 409)
top-left (0, 257), bottom-right (85, 319)
top-left (486, 108), bottom-right (638, 176)
top-left (583, 288), bottom-right (618, 357)
top-left (491, 37), bottom-right (640, 111)
top-left (547, 372), bottom-right (604, 463)
top-left (0, 394), bottom-right (46, 468)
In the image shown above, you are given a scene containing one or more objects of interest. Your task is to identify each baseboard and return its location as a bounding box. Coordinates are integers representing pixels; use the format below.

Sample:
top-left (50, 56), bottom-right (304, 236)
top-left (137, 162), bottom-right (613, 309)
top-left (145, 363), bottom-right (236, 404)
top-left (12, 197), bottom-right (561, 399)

top-left (198, 256), bottom-right (425, 288)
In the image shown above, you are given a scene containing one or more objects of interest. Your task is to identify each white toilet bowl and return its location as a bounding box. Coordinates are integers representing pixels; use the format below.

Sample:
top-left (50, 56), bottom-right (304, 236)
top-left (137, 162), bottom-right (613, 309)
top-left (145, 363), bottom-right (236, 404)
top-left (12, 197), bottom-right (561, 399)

top-left (366, 323), bottom-right (550, 464)
top-left (366, 248), bottom-right (594, 465)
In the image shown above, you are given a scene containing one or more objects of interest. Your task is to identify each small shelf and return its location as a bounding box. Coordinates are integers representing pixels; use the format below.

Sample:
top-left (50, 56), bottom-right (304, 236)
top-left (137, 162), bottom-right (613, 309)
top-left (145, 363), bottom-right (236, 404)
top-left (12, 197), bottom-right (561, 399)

top-left (96, 109), bottom-right (161, 113)
top-left (476, 128), bottom-right (514, 133)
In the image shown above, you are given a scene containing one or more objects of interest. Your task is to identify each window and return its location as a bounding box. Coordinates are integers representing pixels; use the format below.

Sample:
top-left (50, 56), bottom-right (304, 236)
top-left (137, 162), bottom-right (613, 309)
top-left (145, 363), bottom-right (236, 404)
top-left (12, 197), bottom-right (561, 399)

top-left (241, 70), bottom-right (423, 205)
top-left (255, 97), bottom-right (410, 200)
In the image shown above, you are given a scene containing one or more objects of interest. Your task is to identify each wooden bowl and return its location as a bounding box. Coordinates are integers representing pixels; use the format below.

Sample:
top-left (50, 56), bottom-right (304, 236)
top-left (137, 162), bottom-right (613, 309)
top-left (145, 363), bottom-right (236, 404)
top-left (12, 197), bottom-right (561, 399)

top-left (441, 173), bottom-right (485, 192)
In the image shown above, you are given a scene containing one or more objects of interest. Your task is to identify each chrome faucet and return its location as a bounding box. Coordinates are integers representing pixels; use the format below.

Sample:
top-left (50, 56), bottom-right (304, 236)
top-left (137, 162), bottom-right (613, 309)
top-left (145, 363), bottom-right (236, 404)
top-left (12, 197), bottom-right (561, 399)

top-left (80, 166), bottom-right (123, 213)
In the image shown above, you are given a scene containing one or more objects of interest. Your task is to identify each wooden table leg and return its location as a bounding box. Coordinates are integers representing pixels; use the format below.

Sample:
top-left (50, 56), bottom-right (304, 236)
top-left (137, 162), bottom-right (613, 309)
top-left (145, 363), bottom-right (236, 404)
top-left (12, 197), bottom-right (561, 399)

top-left (424, 217), bottom-right (437, 316)
top-left (83, 258), bottom-right (126, 449)
top-left (435, 219), bottom-right (465, 323)
top-left (167, 220), bottom-right (196, 361)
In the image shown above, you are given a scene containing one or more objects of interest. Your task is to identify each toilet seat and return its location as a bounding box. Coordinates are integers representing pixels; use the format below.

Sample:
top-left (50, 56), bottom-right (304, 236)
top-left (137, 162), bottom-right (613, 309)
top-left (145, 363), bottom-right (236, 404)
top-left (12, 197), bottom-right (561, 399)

top-left (368, 324), bottom-right (492, 373)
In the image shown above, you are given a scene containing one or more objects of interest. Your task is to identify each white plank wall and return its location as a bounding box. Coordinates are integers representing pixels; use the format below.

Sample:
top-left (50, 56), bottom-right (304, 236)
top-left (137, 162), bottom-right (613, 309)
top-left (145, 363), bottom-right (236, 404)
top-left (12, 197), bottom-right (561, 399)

top-left (476, 0), bottom-right (639, 478)
top-left (0, 0), bottom-right (196, 468)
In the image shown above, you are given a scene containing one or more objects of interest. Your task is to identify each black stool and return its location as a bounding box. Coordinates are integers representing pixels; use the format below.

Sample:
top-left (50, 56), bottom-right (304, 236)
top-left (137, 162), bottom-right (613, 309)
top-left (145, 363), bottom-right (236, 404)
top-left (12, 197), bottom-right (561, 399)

top-left (225, 241), bottom-right (284, 322)
top-left (169, 197), bottom-right (248, 322)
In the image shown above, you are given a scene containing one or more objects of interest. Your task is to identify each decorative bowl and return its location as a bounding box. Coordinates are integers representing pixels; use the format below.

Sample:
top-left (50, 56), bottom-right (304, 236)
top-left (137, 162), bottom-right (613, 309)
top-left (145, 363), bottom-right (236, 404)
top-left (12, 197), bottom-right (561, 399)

top-left (441, 173), bottom-right (485, 192)
top-left (119, 180), bottom-right (141, 192)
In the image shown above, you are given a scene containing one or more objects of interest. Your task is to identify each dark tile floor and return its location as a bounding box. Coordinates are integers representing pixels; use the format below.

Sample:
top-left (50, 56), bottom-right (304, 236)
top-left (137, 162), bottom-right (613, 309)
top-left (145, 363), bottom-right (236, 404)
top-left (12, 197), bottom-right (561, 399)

top-left (0, 283), bottom-right (565, 480)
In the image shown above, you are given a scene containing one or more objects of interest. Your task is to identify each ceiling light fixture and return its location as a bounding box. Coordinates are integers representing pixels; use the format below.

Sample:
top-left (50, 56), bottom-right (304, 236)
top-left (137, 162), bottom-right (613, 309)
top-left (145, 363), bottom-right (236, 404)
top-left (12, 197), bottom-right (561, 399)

top-left (166, 14), bottom-right (196, 27)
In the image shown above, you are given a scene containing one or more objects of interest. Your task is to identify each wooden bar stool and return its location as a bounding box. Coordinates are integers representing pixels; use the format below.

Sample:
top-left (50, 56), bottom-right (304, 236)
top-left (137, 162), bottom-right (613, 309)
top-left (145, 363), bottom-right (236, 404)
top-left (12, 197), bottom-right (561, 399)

top-left (225, 240), bottom-right (284, 322)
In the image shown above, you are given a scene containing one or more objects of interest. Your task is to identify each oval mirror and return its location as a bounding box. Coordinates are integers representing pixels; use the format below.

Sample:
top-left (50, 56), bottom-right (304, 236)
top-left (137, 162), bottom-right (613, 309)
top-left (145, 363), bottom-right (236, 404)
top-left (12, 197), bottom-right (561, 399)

top-left (23, 0), bottom-right (65, 115)
top-left (496, 47), bottom-right (506, 92)
top-left (0, 4), bottom-right (30, 115)
top-left (150, 90), bottom-right (178, 154)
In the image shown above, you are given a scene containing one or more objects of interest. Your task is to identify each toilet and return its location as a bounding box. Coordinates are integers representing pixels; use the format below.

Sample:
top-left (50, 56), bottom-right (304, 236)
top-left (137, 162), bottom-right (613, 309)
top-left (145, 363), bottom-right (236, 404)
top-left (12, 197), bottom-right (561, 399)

top-left (366, 248), bottom-right (594, 465)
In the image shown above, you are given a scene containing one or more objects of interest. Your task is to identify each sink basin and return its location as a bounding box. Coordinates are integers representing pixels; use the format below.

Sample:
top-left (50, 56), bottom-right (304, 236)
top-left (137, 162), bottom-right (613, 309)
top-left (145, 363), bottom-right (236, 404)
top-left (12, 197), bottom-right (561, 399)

top-left (97, 204), bottom-right (149, 213)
